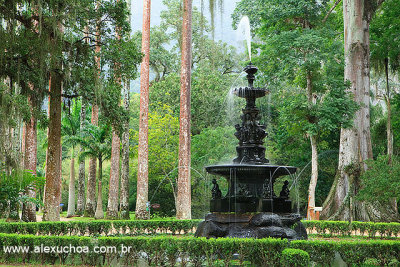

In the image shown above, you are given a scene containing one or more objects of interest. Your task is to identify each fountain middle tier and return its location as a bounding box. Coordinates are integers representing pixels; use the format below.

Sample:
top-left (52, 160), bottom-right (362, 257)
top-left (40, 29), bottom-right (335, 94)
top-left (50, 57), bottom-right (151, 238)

top-left (206, 164), bottom-right (296, 213)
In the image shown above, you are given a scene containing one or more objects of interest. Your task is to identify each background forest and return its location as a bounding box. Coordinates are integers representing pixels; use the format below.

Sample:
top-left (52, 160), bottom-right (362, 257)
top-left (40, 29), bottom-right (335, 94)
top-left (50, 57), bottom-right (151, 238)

top-left (0, 0), bottom-right (400, 221)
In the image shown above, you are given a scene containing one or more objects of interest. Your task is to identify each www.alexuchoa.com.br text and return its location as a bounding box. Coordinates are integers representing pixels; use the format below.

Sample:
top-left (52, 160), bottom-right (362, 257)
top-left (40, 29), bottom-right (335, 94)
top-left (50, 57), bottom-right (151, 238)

top-left (3, 244), bottom-right (133, 254)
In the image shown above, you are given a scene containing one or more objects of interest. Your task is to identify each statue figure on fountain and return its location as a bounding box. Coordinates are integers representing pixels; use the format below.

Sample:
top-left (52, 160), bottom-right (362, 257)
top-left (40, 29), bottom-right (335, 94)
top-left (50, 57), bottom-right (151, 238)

top-left (279, 180), bottom-right (290, 199)
top-left (211, 179), bottom-right (222, 199)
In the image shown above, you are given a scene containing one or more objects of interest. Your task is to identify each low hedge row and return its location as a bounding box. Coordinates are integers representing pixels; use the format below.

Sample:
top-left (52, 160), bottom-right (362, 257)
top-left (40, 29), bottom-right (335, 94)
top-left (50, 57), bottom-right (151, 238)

top-left (0, 220), bottom-right (201, 236)
top-left (0, 233), bottom-right (399, 266)
top-left (303, 220), bottom-right (400, 237)
top-left (0, 234), bottom-right (286, 266)
top-left (1, 219), bottom-right (400, 238)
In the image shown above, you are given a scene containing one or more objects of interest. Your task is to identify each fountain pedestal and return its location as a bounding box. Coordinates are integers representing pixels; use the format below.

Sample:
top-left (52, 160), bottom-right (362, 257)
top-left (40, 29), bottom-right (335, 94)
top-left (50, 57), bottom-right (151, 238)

top-left (195, 64), bottom-right (307, 240)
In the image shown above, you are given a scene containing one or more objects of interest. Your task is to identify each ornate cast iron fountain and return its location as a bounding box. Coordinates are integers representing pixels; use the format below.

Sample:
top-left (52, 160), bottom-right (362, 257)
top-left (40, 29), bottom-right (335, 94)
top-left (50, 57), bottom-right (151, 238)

top-left (195, 64), bottom-right (307, 240)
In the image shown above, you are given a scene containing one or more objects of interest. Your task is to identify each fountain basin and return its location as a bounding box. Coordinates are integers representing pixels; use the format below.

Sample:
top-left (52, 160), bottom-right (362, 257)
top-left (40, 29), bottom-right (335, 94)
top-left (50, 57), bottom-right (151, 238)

top-left (232, 87), bottom-right (270, 99)
top-left (206, 164), bottom-right (296, 213)
top-left (206, 164), bottom-right (296, 180)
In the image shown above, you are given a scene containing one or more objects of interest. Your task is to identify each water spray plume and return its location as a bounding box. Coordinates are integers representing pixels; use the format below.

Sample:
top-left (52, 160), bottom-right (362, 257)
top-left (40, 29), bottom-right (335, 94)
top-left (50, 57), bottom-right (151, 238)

top-left (237, 16), bottom-right (252, 61)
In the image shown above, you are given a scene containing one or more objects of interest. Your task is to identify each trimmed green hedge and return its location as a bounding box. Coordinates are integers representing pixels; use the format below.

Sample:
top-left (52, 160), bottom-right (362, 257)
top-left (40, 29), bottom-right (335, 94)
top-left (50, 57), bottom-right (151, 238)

top-left (280, 248), bottom-right (309, 267)
top-left (303, 220), bottom-right (400, 237)
top-left (1, 219), bottom-right (400, 238)
top-left (0, 219), bottom-right (201, 236)
top-left (1, 233), bottom-right (400, 266)
top-left (0, 234), bottom-right (287, 266)
top-left (291, 239), bottom-right (400, 266)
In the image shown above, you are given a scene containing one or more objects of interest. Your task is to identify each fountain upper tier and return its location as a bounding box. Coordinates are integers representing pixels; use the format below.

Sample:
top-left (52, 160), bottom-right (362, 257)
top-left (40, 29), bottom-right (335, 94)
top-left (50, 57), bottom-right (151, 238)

top-left (230, 63), bottom-right (271, 164)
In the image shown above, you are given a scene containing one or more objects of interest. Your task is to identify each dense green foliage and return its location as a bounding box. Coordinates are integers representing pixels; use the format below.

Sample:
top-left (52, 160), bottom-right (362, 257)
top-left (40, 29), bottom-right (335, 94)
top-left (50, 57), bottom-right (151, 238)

top-left (0, 170), bottom-right (45, 219)
top-left (357, 155), bottom-right (400, 205)
top-left (370, 0), bottom-right (400, 74)
top-left (280, 248), bottom-right (310, 267)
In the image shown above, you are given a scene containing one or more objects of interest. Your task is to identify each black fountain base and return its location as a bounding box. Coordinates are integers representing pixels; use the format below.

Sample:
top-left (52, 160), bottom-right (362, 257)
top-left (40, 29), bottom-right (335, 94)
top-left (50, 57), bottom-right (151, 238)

top-left (195, 212), bottom-right (307, 240)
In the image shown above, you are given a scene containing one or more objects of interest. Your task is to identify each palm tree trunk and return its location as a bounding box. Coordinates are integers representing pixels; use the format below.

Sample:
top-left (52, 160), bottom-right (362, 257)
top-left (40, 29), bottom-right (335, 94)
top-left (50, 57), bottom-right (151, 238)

top-left (106, 9), bottom-right (122, 219)
top-left (119, 0), bottom-right (132, 221)
top-left (94, 157), bottom-right (104, 219)
top-left (21, 94), bottom-right (37, 222)
top-left (85, 105), bottom-right (98, 217)
top-left (67, 148), bottom-right (76, 217)
top-left (43, 62), bottom-right (62, 222)
top-left (120, 79), bottom-right (130, 219)
top-left (176, 0), bottom-right (192, 220)
top-left (136, 0), bottom-right (151, 220)
top-left (76, 100), bottom-right (86, 215)
top-left (106, 130), bottom-right (120, 219)
top-left (85, 2), bottom-right (101, 217)
top-left (385, 58), bottom-right (393, 164)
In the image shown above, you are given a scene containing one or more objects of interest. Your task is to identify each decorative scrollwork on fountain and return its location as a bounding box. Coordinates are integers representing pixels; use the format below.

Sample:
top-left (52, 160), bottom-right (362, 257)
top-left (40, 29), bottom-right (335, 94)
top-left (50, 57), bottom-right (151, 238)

top-left (262, 180), bottom-right (275, 199)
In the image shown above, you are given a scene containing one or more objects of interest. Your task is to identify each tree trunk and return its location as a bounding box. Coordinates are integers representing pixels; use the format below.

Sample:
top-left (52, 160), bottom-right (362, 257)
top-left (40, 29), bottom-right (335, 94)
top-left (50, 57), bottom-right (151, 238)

top-left (85, 4), bottom-right (101, 217)
top-left (176, 0), bottom-right (192, 220)
top-left (21, 95), bottom-right (37, 222)
top-left (120, 79), bottom-right (130, 219)
top-left (85, 105), bottom-right (98, 217)
top-left (106, 9), bottom-right (122, 219)
top-left (385, 58), bottom-right (393, 164)
top-left (94, 157), bottom-right (104, 219)
top-left (76, 100), bottom-right (86, 215)
top-left (307, 134), bottom-right (318, 220)
top-left (106, 130), bottom-right (120, 219)
top-left (322, 0), bottom-right (399, 222)
top-left (305, 72), bottom-right (319, 220)
top-left (136, 0), bottom-right (151, 220)
top-left (43, 70), bottom-right (62, 222)
top-left (67, 148), bottom-right (76, 217)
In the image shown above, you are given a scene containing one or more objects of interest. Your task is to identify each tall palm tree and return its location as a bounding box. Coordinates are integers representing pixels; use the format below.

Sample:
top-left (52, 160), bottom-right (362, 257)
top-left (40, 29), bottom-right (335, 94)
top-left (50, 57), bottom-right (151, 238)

top-left (76, 99), bottom-right (87, 215)
top-left (61, 99), bottom-right (81, 217)
top-left (136, 0), bottom-right (151, 220)
top-left (176, 0), bottom-right (192, 220)
top-left (68, 123), bottom-right (112, 220)
top-left (86, 1), bottom-right (101, 218)
top-left (120, 0), bottom-right (132, 220)
top-left (21, 94), bottom-right (38, 222)
top-left (106, 0), bottom-right (122, 220)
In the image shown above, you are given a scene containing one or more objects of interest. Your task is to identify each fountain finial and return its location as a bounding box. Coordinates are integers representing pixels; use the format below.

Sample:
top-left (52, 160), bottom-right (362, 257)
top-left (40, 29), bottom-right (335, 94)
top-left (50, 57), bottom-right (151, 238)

top-left (244, 63), bottom-right (258, 87)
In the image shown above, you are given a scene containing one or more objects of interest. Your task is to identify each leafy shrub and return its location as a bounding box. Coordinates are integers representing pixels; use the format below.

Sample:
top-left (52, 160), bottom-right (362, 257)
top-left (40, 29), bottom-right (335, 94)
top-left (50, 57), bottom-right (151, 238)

top-left (1, 233), bottom-right (400, 266)
top-left (0, 219), bottom-right (201, 236)
top-left (280, 248), bottom-right (310, 267)
top-left (302, 220), bottom-right (400, 238)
